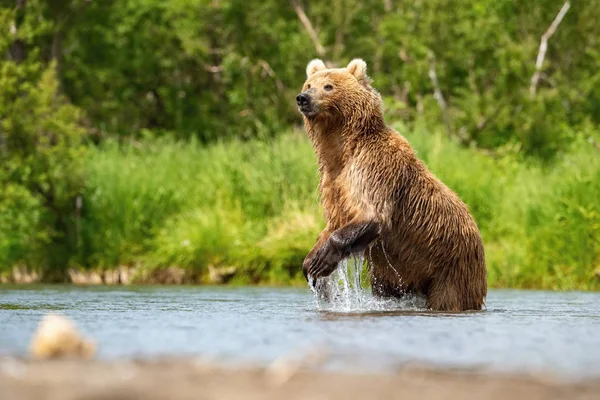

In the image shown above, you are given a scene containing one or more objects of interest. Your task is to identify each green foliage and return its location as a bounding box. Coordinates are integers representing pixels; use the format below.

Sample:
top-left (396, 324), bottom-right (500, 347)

top-left (56, 0), bottom-right (309, 140)
top-left (1, 1), bottom-right (599, 289)
top-left (0, 7), bottom-right (87, 276)
top-left (68, 129), bottom-right (600, 289)
top-left (2, 0), bottom-right (599, 155)
top-left (0, 183), bottom-right (44, 271)
top-left (79, 133), bottom-right (320, 283)
top-left (520, 139), bottom-right (600, 289)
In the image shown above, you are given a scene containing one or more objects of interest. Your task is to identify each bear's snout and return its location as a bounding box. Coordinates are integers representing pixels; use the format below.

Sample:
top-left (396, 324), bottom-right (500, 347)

top-left (296, 93), bottom-right (311, 107)
top-left (297, 92), bottom-right (317, 116)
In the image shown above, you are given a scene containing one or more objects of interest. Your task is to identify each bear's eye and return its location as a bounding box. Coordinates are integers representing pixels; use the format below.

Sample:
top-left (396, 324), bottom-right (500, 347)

top-left (324, 84), bottom-right (333, 91)
top-left (307, 84), bottom-right (311, 89)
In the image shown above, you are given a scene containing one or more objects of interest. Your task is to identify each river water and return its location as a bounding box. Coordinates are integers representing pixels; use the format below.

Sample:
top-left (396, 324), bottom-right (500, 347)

top-left (1, 277), bottom-right (600, 378)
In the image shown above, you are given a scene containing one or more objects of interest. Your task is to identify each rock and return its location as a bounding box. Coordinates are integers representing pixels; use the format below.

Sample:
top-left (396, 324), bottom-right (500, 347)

top-left (12, 266), bottom-right (39, 284)
top-left (119, 265), bottom-right (133, 285)
top-left (68, 266), bottom-right (136, 285)
top-left (29, 314), bottom-right (96, 360)
top-left (68, 269), bottom-right (103, 285)
top-left (103, 269), bottom-right (120, 285)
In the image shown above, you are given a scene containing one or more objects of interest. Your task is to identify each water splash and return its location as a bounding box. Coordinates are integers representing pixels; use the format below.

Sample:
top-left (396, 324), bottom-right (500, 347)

top-left (308, 256), bottom-right (426, 313)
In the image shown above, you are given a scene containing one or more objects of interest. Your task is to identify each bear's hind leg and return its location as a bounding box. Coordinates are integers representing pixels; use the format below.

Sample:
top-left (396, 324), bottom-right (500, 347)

top-left (427, 276), bottom-right (484, 312)
top-left (426, 280), bottom-right (461, 312)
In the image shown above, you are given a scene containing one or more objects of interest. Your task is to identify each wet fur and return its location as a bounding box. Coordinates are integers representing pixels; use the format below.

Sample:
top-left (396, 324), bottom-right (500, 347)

top-left (299, 59), bottom-right (487, 311)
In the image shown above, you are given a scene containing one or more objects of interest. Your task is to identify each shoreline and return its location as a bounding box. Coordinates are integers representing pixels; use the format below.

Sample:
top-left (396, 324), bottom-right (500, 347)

top-left (2, 358), bottom-right (600, 400)
top-left (0, 265), bottom-right (287, 286)
top-left (2, 268), bottom-right (600, 292)
top-left (2, 280), bottom-right (600, 293)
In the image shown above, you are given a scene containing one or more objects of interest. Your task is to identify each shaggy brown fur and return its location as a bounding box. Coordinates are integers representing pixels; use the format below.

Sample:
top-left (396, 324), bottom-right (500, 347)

top-left (297, 58), bottom-right (487, 311)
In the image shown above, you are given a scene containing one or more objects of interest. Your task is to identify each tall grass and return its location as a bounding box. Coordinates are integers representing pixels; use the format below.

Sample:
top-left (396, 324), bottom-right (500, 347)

top-left (4, 125), bottom-right (596, 289)
top-left (81, 132), bottom-right (323, 284)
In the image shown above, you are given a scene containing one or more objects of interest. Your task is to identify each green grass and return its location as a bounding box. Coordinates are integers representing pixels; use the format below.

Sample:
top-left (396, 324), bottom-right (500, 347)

top-left (80, 132), bottom-right (323, 284)
top-left (4, 125), bottom-right (600, 289)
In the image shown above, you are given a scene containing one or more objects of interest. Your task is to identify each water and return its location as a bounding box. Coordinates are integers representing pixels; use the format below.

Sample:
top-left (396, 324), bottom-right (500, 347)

top-left (1, 279), bottom-right (600, 378)
top-left (308, 257), bottom-right (426, 312)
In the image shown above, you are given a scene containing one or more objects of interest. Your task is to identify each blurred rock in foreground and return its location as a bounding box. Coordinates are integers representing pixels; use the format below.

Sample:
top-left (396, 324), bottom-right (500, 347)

top-left (29, 314), bottom-right (96, 360)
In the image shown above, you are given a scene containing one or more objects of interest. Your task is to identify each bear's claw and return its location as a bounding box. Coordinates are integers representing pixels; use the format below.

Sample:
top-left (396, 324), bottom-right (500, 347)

top-left (306, 239), bottom-right (343, 278)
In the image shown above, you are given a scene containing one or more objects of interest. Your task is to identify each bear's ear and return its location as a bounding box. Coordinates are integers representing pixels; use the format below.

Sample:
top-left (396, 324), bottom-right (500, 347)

top-left (346, 58), bottom-right (369, 83)
top-left (306, 59), bottom-right (327, 77)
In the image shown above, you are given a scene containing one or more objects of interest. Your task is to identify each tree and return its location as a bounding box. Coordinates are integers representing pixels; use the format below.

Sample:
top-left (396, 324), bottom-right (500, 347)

top-left (0, 3), bottom-right (87, 278)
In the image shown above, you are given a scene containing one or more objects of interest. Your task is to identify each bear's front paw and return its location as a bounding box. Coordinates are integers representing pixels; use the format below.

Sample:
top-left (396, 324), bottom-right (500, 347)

top-left (305, 239), bottom-right (343, 279)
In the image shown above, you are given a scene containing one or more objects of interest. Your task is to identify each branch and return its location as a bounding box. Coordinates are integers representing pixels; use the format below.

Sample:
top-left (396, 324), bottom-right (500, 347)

top-left (291, 0), bottom-right (326, 58)
top-left (428, 51), bottom-right (452, 138)
top-left (472, 100), bottom-right (506, 142)
top-left (257, 60), bottom-right (286, 93)
top-left (529, 1), bottom-right (571, 97)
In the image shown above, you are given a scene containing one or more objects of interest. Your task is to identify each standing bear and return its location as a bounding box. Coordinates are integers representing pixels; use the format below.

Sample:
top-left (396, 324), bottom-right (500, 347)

top-left (297, 58), bottom-right (487, 311)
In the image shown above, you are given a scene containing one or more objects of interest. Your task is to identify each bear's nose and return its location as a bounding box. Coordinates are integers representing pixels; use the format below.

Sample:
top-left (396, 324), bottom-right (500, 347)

top-left (296, 93), bottom-right (310, 107)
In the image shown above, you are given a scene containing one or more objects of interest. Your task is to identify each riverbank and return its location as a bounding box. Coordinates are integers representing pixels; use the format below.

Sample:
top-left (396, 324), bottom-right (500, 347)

top-left (0, 265), bottom-right (246, 286)
top-left (2, 264), bottom-right (599, 290)
top-left (2, 358), bottom-right (600, 400)
top-left (2, 126), bottom-right (599, 290)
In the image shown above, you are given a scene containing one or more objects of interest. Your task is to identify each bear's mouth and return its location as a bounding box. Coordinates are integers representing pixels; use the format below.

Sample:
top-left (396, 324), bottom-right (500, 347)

top-left (299, 105), bottom-right (318, 117)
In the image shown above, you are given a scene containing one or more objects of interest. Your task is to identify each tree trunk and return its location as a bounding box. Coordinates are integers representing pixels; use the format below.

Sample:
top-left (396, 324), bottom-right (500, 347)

top-left (9, 0), bottom-right (27, 62)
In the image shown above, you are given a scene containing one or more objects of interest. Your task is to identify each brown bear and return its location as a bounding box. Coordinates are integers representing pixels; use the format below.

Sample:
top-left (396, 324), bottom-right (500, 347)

top-left (296, 58), bottom-right (487, 311)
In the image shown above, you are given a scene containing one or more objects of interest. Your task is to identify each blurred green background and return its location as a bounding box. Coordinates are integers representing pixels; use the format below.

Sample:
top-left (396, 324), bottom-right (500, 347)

top-left (0, 0), bottom-right (598, 289)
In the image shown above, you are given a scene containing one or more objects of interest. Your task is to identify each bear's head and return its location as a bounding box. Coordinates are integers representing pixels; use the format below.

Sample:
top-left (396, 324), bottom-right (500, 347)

top-left (296, 58), bottom-right (382, 125)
